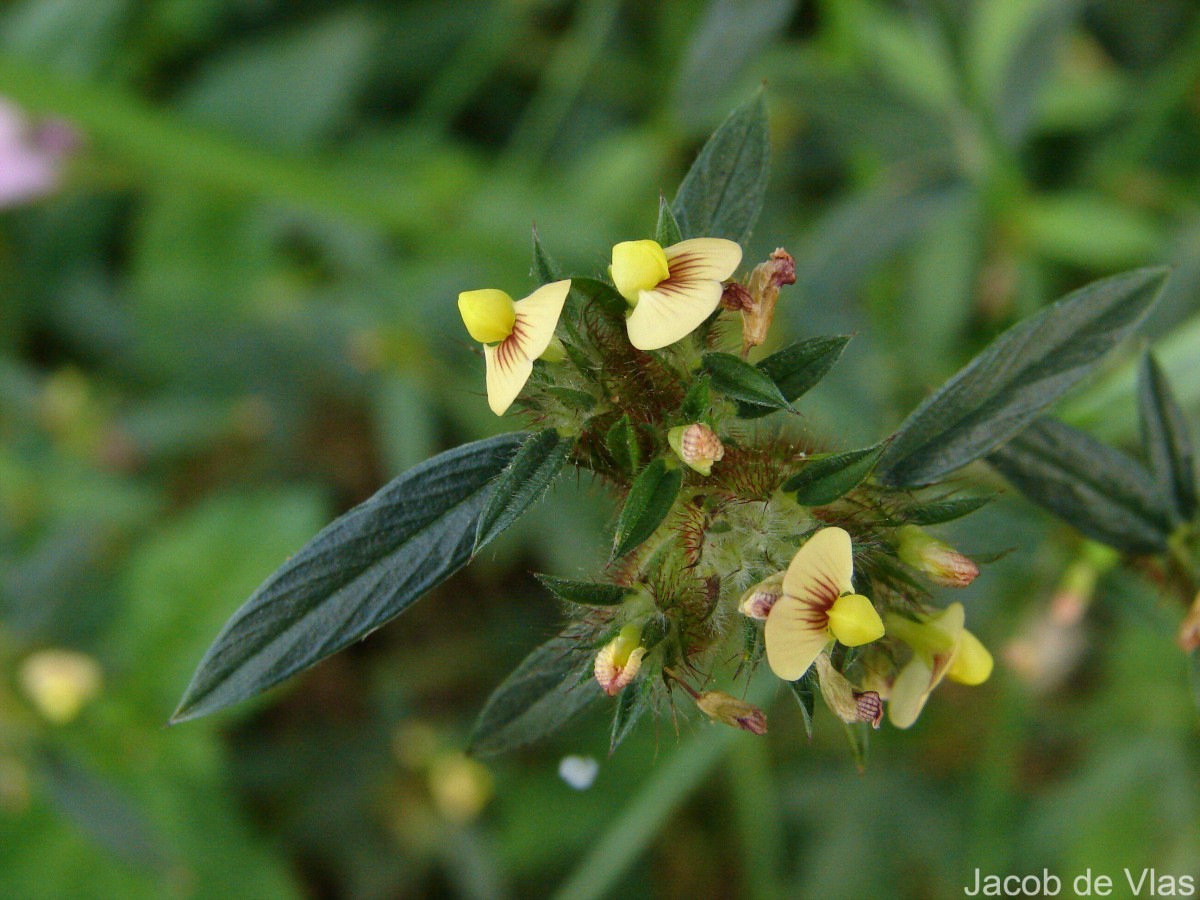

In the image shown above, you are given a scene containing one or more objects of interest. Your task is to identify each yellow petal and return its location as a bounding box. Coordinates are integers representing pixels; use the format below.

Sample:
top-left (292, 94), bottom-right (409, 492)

top-left (458, 289), bottom-right (516, 343)
top-left (626, 278), bottom-right (722, 350)
top-left (782, 527), bottom-right (855, 599)
top-left (611, 240), bottom-right (670, 303)
top-left (946, 628), bottom-right (993, 685)
top-left (511, 279), bottom-right (571, 359)
top-left (483, 342), bottom-right (533, 416)
top-left (664, 238), bottom-right (742, 282)
top-left (826, 593), bottom-right (884, 647)
top-left (764, 528), bottom-right (856, 681)
top-left (887, 653), bottom-right (935, 729)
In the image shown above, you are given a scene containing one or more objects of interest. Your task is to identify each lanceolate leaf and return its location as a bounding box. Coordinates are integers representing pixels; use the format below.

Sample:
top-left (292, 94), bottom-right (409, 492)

top-left (703, 352), bottom-right (793, 411)
top-left (788, 671), bottom-right (816, 741)
top-left (172, 433), bottom-right (524, 723)
top-left (737, 335), bottom-right (852, 418)
top-left (897, 494), bottom-right (997, 526)
top-left (784, 443), bottom-right (887, 506)
top-left (612, 459), bottom-right (684, 560)
top-left (536, 574), bottom-right (632, 607)
top-left (610, 679), bottom-right (652, 755)
top-left (987, 418), bottom-right (1172, 554)
top-left (475, 429), bottom-right (573, 552)
top-left (672, 90), bottom-right (770, 244)
top-left (468, 626), bottom-right (600, 757)
top-left (531, 226), bottom-right (561, 283)
top-left (606, 414), bottom-right (641, 475)
top-left (878, 267), bottom-right (1169, 487)
top-left (572, 276), bottom-right (627, 318)
top-left (655, 194), bottom-right (683, 246)
top-left (1137, 351), bottom-right (1197, 521)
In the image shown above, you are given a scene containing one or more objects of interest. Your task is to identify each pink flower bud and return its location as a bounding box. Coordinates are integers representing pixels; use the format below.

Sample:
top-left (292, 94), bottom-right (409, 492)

top-left (695, 691), bottom-right (768, 734)
top-left (896, 526), bottom-right (979, 588)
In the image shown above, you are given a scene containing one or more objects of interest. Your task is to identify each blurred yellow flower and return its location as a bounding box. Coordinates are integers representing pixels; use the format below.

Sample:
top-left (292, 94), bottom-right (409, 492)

top-left (885, 603), bottom-right (993, 728)
top-left (18, 649), bottom-right (102, 724)
top-left (610, 238), bottom-right (741, 350)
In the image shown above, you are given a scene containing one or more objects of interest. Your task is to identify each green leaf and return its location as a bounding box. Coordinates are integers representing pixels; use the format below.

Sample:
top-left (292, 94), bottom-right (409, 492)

top-left (610, 679), bottom-right (652, 755)
top-left (468, 627), bottom-right (600, 757)
top-left (879, 267), bottom-right (1169, 487)
top-left (787, 672), bottom-right (816, 741)
top-left (736, 335), bottom-right (852, 418)
top-left (172, 433), bottom-right (524, 722)
top-left (655, 194), bottom-right (683, 246)
top-left (545, 386), bottom-right (596, 412)
top-left (784, 443), bottom-right (887, 506)
top-left (679, 377), bottom-right (711, 421)
top-left (1138, 351), bottom-right (1197, 521)
top-left (672, 90), bottom-right (770, 244)
top-left (572, 276), bottom-right (627, 318)
top-left (987, 418), bottom-right (1172, 554)
top-left (897, 495), bottom-right (997, 526)
top-left (605, 414), bottom-right (641, 474)
top-left (843, 721), bottom-right (871, 774)
top-left (531, 226), bottom-right (561, 283)
top-left (612, 459), bottom-right (683, 560)
top-left (536, 574), bottom-right (632, 607)
top-left (702, 352), bottom-right (793, 411)
top-left (475, 429), bottom-right (573, 552)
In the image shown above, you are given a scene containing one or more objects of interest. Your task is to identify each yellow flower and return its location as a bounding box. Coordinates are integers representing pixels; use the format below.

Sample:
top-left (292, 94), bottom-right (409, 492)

top-left (884, 603), bottom-right (994, 729)
top-left (593, 623), bottom-right (646, 696)
top-left (763, 527), bottom-right (885, 681)
top-left (610, 238), bottom-right (742, 350)
top-left (458, 280), bottom-right (571, 415)
top-left (18, 649), bottom-right (102, 724)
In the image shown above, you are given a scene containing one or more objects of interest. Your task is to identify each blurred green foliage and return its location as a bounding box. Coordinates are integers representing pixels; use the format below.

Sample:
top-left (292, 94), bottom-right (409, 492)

top-left (3, 0), bottom-right (1200, 897)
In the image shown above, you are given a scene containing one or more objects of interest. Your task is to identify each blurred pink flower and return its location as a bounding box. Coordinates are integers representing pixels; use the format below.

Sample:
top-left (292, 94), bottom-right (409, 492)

top-left (0, 99), bottom-right (78, 208)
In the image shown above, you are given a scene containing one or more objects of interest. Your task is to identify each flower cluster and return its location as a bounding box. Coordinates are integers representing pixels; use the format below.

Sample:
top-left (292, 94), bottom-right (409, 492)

top-left (458, 229), bottom-right (994, 749)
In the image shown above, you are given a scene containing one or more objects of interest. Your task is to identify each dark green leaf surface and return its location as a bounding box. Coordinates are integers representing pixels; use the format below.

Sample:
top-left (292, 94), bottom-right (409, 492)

top-left (672, 91), bottom-right (770, 243)
top-left (572, 276), bottom-right (627, 318)
top-left (679, 377), bottom-right (711, 421)
top-left (784, 443), bottom-right (886, 506)
top-left (605, 414), bottom-right (641, 474)
top-left (898, 495), bottom-right (997, 526)
top-left (987, 418), bottom-right (1172, 554)
top-left (531, 226), bottom-right (560, 283)
top-left (703, 352), bottom-right (793, 411)
top-left (475, 429), bottom-right (573, 552)
top-left (655, 194), bottom-right (683, 246)
top-left (612, 459), bottom-right (684, 560)
top-left (879, 267), bottom-right (1168, 487)
top-left (536, 574), bottom-right (632, 607)
top-left (172, 433), bottom-right (524, 722)
top-left (1137, 351), bottom-right (1197, 521)
top-left (610, 680), bottom-right (652, 755)
top-left (736, 335), bottom-right (852, 418)
top-left (468, 627), bottom-right (599, 757)
top-left (788, 672), bottom-right (816, 741)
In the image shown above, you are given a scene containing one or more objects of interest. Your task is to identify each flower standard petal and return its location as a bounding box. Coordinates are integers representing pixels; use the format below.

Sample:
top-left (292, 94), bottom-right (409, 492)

top-left (626, 278), bottom-right (723, 351)
top-left (663, 238), bottom-right (742, 281)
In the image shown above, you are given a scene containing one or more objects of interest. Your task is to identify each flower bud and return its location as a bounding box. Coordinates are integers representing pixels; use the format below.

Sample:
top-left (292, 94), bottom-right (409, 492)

top-left (695, 691), bottom-right (768, 735)
top-left (738, 572), bottom-right (784, 620)
top-left (668, 423), bottom-right (725, 476)
top-left (594, 623), bottom-right (646, 696)
top-left (458, 289), bottom-right (516, 343)
top-left (18, 649), bottom-right (102, 724)
top-left (610, 239), bottom-right (669, 303)
top-left (740, 248), bottom-right (795, 355)
top-left (814, 654), bottom-right (882, 727)
top-left (896, 525), bottom-right (979, 588)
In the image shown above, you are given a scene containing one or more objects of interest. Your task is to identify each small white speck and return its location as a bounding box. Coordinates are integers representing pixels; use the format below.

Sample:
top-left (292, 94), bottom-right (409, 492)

top-left (558, 755), bottom-right (599, 790)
